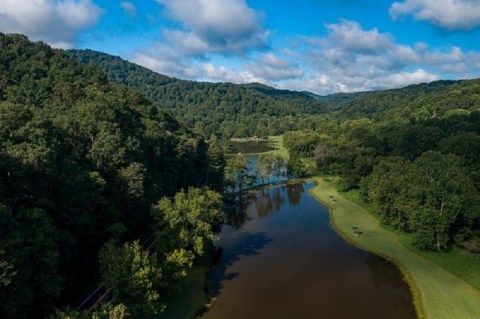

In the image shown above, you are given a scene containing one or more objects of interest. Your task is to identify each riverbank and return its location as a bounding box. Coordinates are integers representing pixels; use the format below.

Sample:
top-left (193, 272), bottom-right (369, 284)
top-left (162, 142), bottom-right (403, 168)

top-left (310, 176), bottom-right (480, 319)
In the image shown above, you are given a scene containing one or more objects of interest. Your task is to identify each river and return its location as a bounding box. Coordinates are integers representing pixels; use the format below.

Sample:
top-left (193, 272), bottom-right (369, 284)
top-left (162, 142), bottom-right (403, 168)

top-left (201, 182), bottom-right (416, 319)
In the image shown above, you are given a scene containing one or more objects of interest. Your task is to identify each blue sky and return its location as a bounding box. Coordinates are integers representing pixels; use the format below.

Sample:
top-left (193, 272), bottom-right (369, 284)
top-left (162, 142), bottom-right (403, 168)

top-left (1, 0), bottom-right (480, 94)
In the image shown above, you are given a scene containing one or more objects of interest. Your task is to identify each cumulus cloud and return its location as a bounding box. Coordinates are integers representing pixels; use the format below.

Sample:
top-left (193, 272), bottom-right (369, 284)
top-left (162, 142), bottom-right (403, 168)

top-left (156, 0), bottom-right (268, 55)
top-left (202, 64), bottom-right (259, 83)
top-left (294, 20), bottom-right (480, 94)
top-left (132, 42), bottom-right (262, 84)
top-left (390, 0), bottom-right (480, 30)
top-left (247, 53), bottom-right (304, 82)
top-left (132, 43), bottom-right (199, 79)
top-left (0, 0), bottom-right (102, 49)
top-left (133, 18), bottom-right (480, 95)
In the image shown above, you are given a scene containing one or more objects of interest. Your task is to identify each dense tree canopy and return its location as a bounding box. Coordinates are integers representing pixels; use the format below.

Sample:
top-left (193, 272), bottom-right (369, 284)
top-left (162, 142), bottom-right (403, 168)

top-left (0, 33), bottom-right (220, 318)
top-left (284, 79), bottom-right (480, 251)
top-left (67, 49), bottom-right (331, 138)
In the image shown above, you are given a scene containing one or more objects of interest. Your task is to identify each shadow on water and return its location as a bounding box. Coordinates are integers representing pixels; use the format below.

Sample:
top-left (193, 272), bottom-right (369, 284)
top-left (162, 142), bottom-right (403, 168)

top-left (208, 232), bottom-right (272, 296)
top-left (203, 182), bottom-right (416, 319)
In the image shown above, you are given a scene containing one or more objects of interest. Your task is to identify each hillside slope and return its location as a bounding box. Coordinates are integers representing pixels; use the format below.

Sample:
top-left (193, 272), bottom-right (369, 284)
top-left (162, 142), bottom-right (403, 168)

top-left (0, 33), bottom-right (210, 318)
top-left (67, 49), bottom-right (331, 138)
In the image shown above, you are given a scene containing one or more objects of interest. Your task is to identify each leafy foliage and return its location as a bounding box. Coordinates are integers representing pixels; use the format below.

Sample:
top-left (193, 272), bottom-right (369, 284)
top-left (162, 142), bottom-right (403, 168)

top-left (0, 33), bottom-right (218, 318)
top-left (283, 79), bottom-right (480, 251)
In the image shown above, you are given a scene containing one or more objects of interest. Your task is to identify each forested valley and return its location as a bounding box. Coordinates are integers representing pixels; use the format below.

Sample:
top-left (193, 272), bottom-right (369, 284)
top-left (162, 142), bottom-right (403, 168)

top-left (1, 34), bottom-right (480, 318)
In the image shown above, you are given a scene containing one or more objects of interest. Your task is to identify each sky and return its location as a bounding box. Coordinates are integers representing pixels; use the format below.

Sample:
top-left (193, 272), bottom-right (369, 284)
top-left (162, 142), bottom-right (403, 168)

top-left (1, 0), bottom-right (480, 95)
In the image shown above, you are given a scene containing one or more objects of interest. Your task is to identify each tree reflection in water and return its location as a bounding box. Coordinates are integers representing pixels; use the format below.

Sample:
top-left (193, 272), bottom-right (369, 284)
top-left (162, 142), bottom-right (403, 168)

top-left (224, 184), bottom-right (306, 228)
top-left (286, 183), bottom-right (304, 207)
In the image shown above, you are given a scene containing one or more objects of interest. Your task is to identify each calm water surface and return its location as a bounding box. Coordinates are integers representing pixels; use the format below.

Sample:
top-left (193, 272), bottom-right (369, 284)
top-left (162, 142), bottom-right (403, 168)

top-left (231, 140), bottom-right (275, 154)
top-left (202, 183), bottom-right (416, 319)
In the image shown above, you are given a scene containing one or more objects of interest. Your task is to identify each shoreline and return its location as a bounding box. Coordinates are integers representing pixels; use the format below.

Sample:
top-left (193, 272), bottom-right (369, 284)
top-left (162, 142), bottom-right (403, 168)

top-left (310, 176), bottom-right (480, 319)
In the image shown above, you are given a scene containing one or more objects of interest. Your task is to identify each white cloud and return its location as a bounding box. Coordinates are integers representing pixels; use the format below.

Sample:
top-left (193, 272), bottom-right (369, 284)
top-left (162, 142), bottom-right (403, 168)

top-left (202, 63), bottom-right (259, 83)
top-left (390, 0), bottom-right (480, 30)
top-left (156, 0), bottom-right (268, 54)
top-left (120, 1), bottom-right (137, 17)
top-left (132, 44), bottom-right (199, 79)
top-left (132, 18), bottom-right (480, 95)
top-left (0, 0), bottom-right (102, 49)
top-left (247, 53), bottom-right (304, 82)
top-left (382, 69), bottom-right (440, 87)
top-left (293, 20), bottom-right (480, 94)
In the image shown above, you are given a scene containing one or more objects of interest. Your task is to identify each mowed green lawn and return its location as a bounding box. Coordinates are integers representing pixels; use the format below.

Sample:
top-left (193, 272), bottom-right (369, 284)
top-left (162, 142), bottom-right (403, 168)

top-left (310, 176), bottom-right (480, 319)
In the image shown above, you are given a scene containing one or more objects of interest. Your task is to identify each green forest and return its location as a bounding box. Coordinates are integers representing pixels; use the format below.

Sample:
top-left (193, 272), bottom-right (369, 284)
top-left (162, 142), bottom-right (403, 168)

top-left (1, 34), bottom-right (480, 318)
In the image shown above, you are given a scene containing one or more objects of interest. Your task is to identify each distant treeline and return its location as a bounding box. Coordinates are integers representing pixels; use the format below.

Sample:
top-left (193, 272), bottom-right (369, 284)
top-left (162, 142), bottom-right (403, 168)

top-left (284, 79), bottom-right (480, 251)
top-left (67, 49), bottom-right (331, 138)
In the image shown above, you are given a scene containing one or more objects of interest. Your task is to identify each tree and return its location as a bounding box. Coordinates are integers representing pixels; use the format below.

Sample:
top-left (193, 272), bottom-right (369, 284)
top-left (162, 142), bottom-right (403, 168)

top-left (0, 249), bottom-right (15, 287)
top-left (225, 155), bottom-right (249, 191)
top-left (286, 156), bottom-right (307, 178)
top-left (365, 157), bottom-right (410, 230)
top-left (151, 188), bottom-right (223, 258)
top-left (151, 188), bottom-right (223, 293)
top-left (99, 241), bottom-right (164, 318)
top-left (403, 152), bottom-right (480, 250)
top-left (206, 135), bottom-right (226, 192)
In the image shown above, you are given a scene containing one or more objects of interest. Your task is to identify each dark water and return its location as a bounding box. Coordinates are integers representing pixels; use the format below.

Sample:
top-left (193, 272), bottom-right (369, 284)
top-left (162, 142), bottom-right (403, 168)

top-left (231, 140), bottom-right (275, 154)
top-left (202, 183), bottom-right (416, 319)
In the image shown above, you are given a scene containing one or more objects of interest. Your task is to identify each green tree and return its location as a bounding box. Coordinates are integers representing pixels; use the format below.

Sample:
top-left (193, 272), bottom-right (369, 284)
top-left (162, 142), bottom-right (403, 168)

top-left (403, 152), bottom-right (480, 250)
top-left (286, 156), bottom-right (307, 178)
top-left (365, 157), bottom-right (410, 230)
top-left (206, 135), bottom-right (226, 192)
top-left (99, 240), bottom-right (164, 318)
top-left (225, 155), bottom-right (249, 191)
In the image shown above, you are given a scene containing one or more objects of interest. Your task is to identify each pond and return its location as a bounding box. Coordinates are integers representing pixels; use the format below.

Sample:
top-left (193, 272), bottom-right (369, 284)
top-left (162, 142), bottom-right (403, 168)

top-left (202, 183), bottom-right (416, 319)
top-left (230, 140), bottom-right (276, 154)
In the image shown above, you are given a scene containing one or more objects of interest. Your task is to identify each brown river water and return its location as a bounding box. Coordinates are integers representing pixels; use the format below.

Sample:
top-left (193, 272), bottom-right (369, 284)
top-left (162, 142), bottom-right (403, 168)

top-left (201, 183), bottom-right (417, 319)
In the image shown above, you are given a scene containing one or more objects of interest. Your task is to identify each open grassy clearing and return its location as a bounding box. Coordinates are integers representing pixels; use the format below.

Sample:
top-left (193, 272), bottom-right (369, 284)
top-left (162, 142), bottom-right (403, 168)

top-left (310, 176), bottom-right (480, 319)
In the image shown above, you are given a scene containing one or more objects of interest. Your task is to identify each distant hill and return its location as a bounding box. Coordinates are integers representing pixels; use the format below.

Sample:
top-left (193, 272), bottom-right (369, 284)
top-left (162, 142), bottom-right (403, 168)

top-left (67, 49), bottom-right (480, 135)
top-left (67, 49), bottom-right (331, 138)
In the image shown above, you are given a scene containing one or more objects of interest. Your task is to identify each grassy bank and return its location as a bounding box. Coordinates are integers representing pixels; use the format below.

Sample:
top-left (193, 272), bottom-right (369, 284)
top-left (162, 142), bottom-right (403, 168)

top-left (343, 189), bottom-right (480, 291)
top-left (264, 135), bottom-right (288, 158)
top-left (310, 176), bottom-right (480, 319)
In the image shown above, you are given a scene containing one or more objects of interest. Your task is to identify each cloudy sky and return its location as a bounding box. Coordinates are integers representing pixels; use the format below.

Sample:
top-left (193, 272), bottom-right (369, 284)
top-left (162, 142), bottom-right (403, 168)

top-left (1, 0), bottom-right (480, 94)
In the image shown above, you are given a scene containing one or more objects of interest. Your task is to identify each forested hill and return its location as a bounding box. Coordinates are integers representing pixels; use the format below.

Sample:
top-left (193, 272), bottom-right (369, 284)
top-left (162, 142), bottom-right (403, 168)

top-left (67, 49), bottom-right (480, 138)
top-left (331, 79), bottom-right (480, 120)
top-left (0, 33), bottom-right (215, 318)
top-left (67, 49), bottom-right (330, 138)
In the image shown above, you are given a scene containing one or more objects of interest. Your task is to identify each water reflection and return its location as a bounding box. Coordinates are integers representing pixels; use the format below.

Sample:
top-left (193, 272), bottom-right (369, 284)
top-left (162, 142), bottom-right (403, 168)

top-left (209, 232), bottom-right (272, 295)
top-left (286, 183), bottom-right (304, 207)
top-left (203, 183), bottom-right (416, 319)
top-left (231, 141), bottom-right (275, 154)
top-left (224, 184), bottom-right (305, 228)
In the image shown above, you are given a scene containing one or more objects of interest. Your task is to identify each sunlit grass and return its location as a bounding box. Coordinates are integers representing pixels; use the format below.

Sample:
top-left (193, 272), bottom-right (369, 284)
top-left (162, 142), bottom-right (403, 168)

top-left (310, 176), bottom-right (480, 319)
top-left (343, 189), bottom-right (480, 292)
top-left (264, 135), bottom-right (289, 158)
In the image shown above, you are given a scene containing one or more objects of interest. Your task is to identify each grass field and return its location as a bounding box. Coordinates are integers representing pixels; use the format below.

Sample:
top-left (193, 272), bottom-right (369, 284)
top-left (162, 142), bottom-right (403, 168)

top-left (343, 189), bottom-right (480, 292)
top-left (265, 135), bottom-right (289, 158)
top-left (310, 176), bottom-right (480, 319)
